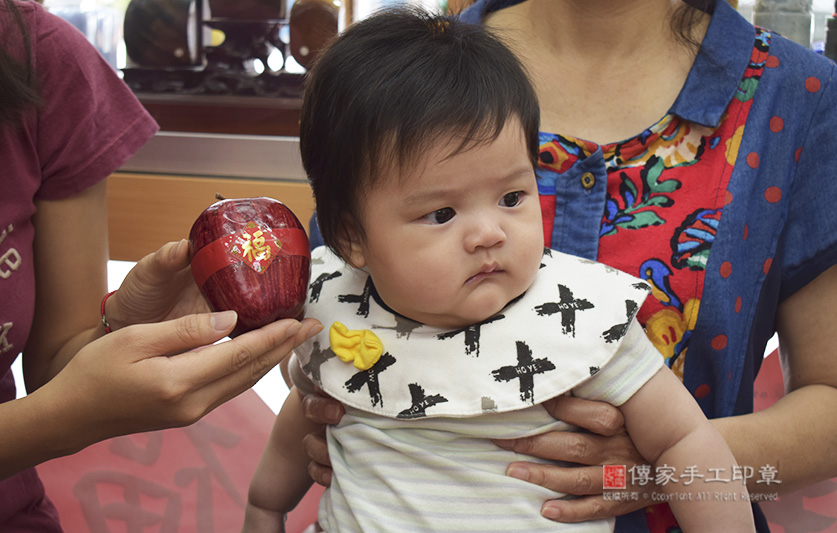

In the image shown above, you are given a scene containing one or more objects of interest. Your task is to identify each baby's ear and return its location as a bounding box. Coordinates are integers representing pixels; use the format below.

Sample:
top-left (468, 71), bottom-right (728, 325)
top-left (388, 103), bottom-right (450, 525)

top-left (338, 225), bottom-right (367, 269)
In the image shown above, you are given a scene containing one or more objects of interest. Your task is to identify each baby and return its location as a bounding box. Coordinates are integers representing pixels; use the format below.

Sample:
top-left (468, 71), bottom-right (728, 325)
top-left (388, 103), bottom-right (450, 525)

top-left (244, 7), bottom-right (756, 532)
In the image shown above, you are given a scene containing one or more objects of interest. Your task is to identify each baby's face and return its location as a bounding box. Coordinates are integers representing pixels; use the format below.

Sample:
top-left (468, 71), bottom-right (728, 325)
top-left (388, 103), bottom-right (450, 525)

top-left (345, 120), bottom-right (544, 329)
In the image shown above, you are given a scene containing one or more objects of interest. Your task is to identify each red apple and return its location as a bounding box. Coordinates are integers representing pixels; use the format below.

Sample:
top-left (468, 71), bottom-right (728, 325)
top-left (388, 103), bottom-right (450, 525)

top-left (189, 195), bottom-right (311, 337)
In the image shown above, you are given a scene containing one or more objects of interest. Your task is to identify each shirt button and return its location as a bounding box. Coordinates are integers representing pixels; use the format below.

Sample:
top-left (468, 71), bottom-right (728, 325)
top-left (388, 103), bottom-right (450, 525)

top-left (581, 172), bottom-right (596, 190)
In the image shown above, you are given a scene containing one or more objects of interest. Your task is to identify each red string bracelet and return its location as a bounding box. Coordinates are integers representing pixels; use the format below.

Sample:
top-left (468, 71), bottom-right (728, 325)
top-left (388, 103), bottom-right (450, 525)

top-left (100, 290), bottom-right (117, 333)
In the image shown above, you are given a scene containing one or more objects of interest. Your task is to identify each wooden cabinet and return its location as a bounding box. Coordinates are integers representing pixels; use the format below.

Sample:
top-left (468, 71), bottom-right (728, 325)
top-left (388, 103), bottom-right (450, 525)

top-left (107, 173), bottom-right (315, 262)
top-left (138, 94), bottom-right (302, 137)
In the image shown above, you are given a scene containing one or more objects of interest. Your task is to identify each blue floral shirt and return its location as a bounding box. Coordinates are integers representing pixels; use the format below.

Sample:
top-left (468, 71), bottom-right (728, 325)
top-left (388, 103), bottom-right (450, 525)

top-left (460, 1), bottom-right (837, 530)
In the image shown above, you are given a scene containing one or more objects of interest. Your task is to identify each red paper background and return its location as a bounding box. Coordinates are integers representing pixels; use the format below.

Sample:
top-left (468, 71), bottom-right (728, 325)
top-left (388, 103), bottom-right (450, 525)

top-left (38, 389), bottom-right (322, 532)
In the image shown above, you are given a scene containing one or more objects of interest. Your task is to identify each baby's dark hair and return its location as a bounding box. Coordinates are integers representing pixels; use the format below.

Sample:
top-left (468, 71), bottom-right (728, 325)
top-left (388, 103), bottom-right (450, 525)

top-left (300, 6), bottom-right (540, 260)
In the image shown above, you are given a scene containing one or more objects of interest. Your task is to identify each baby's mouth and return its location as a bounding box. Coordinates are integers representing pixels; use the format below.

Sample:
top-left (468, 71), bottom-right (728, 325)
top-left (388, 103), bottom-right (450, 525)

top-left (466, 264), bottom-right (502, 284)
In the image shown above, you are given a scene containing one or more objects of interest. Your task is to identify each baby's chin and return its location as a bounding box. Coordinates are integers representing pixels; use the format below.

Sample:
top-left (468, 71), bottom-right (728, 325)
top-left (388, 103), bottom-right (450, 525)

top-left (402, 309), bottom-right (497, 330)
top-left (420, 295), bottom-right (526, 330)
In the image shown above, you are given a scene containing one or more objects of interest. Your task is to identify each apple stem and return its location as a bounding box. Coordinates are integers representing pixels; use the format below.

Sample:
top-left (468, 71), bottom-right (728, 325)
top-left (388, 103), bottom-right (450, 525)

top-left (215, 193), bottom-right (227, 201)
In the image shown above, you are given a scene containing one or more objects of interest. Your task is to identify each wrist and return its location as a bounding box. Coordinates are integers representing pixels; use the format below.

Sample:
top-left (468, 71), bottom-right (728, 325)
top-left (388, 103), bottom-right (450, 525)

top-left (101, 290), bottom-right (128, 333)
top-left (243, 503), bottom-right (288, 532)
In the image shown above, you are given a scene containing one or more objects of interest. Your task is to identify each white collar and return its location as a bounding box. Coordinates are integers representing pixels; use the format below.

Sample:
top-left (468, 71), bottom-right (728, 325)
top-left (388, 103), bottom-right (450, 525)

top-left (295, 247), bottom-right (650, 419)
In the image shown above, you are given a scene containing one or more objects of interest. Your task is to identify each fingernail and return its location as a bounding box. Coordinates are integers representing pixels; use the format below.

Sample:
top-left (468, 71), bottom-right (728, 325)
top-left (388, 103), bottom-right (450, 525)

top-left (211, 310), bottom-right (238, 332)
top-left (169, 239), bottom-right (188, 261)
top-left (308, 322), bottom-right (325, 336)
top-left (506, 466), bottom-right (529, 481)
top-left (286, 322), bottom-right (303, 337)
top-left (542, 504), bottom-right (561, 520)
top-left (325, 404), bottom-right (342, 423)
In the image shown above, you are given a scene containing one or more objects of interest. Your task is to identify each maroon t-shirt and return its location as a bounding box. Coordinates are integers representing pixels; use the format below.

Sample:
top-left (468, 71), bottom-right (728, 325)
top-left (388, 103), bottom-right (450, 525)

top-left (0, 1), bottom-right (158, 529)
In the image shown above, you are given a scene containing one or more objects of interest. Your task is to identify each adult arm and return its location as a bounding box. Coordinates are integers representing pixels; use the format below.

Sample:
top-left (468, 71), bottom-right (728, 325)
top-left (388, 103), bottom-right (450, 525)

top-left (3, 309), bottom-right (320, 480)
top-left (22, 180), bottom-right (222, 388)
top-left (714, 263), bottom-right (837, 493)
top-left (22, 180), bottom-right (109, 389)
top-left (4, 182), bottom-right (322, 480)
top-left (492, 267), bottom-right (837, 522)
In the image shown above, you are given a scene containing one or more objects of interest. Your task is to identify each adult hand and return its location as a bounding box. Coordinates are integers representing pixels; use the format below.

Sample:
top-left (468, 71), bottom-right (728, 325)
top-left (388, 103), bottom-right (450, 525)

top-left (300, 389), bottom-right (345, 486)
top-left (43, 311), bottom-right (323, 455)
top-left (493, 395), bottom-right (651, 522)
top-left (107, 240), bottom-right (208, 331)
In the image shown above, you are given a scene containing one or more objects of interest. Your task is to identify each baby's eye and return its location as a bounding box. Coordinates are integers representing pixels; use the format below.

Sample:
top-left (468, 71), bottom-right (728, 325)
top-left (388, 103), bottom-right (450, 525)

top-left (500, 191), bottom-right (523, 207)
top-left (422, 207), bottom-right (456, 225)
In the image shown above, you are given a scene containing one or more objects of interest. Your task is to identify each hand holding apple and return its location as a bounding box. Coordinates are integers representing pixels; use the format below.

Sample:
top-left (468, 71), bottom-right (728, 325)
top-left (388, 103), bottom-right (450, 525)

top-left (189, 195), bottom-right (311, 337)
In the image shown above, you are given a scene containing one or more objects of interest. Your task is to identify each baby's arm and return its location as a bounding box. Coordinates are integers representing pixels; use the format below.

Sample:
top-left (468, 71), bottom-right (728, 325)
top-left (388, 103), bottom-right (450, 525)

top-left (243, 386), bottom-right (319, 532)
top-left (620, 365), bottom-right (756, 531)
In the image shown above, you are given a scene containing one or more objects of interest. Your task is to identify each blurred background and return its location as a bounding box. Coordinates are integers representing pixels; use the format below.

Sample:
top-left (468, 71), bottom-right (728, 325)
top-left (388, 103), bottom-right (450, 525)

top-left (37, 0), bottom-right (837, 74)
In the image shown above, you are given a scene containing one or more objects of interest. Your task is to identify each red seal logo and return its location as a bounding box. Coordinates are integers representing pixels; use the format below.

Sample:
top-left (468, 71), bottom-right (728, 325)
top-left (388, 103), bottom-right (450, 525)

top-left (227, 222), bottom-right (280, 274)
top-left (603, 464), bottom-right (627, 490)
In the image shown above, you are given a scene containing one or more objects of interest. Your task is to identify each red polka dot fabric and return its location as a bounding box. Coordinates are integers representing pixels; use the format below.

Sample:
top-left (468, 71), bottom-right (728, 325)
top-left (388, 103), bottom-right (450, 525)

top-left (526, 4), bottom-right (837, 425)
